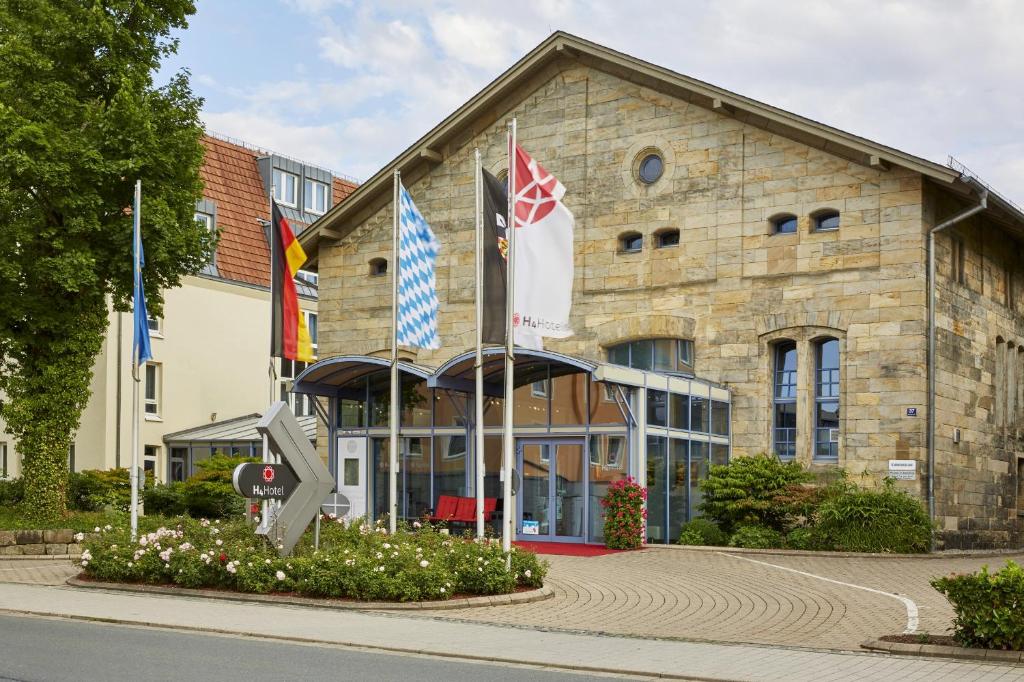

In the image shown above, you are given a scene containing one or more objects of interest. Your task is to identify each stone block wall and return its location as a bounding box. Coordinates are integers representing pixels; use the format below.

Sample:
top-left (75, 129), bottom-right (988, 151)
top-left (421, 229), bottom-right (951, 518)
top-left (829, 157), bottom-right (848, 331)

top-left (929, 184), bottom-right (1024, 548)
top-left (0, 529), bottom-right (84, 556)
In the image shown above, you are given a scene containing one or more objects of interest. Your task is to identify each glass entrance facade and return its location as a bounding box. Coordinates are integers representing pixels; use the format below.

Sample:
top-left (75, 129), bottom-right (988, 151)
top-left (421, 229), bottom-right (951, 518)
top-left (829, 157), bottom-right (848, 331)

top-left (294, 349), bottom-right (730, 544)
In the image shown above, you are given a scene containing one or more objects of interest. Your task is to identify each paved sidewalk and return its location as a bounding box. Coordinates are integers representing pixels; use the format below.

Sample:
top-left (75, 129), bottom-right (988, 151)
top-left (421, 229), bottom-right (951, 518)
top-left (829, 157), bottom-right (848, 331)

top-left (0, 582), bottom-right (1021, 681)
top-left (428, 547), bottom-right (1024, 649)
top-left (4, 548), bottom-right (1024, 652)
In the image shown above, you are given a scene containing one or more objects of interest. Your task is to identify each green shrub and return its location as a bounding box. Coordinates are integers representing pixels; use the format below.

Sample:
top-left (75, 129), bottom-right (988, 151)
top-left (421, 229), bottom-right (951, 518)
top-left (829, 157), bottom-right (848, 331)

top-left (0, 478), bottom-right (24, 506)
top-left (932, 561), bottom-right (1024, 650)
top-left (67, 469), bottom-right (153, 512)
top-left (785, 527), bottom-right (816, 550)
top-left (144, 483), bottom-right (188, 516)
top-left (80, 516), bottom-right (548, 602)
top-left (677, 518), bottom-right (727, 546)
top-left (812, 479), bottom-right (931, 553)
top-left (698, 454), bottom-right (811, 533)
top-left (728, 525), bottom-right (784, 549)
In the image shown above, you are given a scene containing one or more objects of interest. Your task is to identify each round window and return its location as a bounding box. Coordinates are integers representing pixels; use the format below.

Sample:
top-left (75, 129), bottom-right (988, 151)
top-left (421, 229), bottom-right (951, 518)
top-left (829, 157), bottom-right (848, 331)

top-left (638, 153), bottom-right (664, 184)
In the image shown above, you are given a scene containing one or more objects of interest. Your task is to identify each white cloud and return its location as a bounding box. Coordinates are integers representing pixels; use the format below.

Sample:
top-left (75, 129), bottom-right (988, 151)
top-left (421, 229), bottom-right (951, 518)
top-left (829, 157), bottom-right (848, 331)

top-left (194, 0), bottom-right (1024, 203)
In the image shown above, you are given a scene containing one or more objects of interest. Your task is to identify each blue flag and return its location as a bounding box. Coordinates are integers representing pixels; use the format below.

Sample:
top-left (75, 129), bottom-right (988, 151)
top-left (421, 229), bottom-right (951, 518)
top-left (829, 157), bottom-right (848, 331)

top-left (396, 183), bottom-right (440, 349)
top-left (132, 183), bottom-right (153, 367)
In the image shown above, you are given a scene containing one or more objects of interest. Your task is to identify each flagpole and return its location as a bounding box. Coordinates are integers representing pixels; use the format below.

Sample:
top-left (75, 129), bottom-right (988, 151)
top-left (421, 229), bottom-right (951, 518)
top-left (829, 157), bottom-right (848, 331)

top-left (501, 119), bottom-right (517, 553)
top-left (474, 148), bottom-right (485, 539)
top-left (129, 179), bottom-right (142, 542)
top-left (263, 190), bottom-right (276, 532)
top-left (389, 171), bottom-right (401, 535)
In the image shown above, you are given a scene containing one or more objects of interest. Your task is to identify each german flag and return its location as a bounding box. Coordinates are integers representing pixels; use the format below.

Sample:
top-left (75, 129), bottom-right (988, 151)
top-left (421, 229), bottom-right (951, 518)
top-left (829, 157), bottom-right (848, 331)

top-left (270, 201), bottom-right (314, 362)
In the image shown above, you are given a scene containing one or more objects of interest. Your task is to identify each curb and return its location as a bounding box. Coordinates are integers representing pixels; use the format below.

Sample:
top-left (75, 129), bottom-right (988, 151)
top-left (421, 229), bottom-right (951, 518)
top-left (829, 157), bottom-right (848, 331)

top-left (662, 544), bottom-right (1024, 560)
top-left (0, 608), bottom-right (734, 682)
top-left (861, 639), bottom-right (1023, 665)
top-left (66, 576), bottom-right (554, 611)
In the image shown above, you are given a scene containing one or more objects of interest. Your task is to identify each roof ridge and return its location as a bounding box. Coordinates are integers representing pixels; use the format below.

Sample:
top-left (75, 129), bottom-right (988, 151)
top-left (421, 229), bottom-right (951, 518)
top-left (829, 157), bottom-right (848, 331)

top-left (204, 130), bottom-right (362, 185)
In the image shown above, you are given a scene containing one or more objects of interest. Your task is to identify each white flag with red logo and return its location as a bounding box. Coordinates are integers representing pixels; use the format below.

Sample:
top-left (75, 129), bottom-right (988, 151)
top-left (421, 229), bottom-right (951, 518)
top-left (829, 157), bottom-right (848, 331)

top-left (512, 143), bottom-right (574, 347)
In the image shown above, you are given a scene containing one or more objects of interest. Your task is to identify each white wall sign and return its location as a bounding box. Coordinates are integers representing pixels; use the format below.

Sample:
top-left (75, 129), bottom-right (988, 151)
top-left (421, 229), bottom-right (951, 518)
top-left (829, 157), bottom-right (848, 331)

top-left (888, 459), bottom-right (917, 480)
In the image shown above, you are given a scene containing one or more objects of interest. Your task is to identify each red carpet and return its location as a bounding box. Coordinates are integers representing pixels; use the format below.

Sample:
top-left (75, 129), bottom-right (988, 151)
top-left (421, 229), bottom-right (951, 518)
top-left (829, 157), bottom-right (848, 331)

top-left (513, 541), bottom-right (629, 557)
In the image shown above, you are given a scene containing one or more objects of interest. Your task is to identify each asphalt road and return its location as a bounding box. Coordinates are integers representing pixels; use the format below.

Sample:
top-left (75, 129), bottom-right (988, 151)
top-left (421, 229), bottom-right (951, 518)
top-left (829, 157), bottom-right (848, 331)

top-left (0, 614), bottom-right (631, 682)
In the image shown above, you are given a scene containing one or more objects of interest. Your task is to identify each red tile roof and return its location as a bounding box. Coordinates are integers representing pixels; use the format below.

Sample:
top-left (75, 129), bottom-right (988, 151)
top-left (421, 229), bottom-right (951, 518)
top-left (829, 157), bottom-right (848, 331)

top-left (199, 135), bottom-right (357, 288)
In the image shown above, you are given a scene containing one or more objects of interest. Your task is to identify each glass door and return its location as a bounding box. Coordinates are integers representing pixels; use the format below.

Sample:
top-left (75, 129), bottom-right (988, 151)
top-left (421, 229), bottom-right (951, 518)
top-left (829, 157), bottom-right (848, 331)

top-left (517, 439), bottom-right (585, 542)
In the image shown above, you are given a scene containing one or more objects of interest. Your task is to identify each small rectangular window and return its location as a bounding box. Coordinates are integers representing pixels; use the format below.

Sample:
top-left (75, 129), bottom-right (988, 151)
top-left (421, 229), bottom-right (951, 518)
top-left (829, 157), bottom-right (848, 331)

top-left (951, 235), bottom-right (966, 285)
top-left (531, 379), bottom-right (549, 398)
top-left (147, 316), bottom-right (161, 334)
top-left (647, 390), bottom-right (667, 427)
top-left (303, 311), bottom-right (318, 353)
top-left (144, 363), bottom-right (161, 416)
top-left (273, 169), bottom-right (299, 207)
top-left (304, 179), bottom-right (329, 214)
top-left (690, 396), bottom-right (709, 432)
top-left (194, 211), bottom-right (214, 232)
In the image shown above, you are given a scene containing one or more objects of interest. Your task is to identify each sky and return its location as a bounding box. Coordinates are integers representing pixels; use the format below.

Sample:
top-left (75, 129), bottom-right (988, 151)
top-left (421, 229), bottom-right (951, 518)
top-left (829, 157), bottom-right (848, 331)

top-left (161, 0), bottom-right (1024, 203)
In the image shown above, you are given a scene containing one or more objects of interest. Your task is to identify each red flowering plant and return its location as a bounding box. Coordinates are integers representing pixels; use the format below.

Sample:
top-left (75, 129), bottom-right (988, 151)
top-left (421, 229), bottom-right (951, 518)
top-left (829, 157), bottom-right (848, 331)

top-left (599, 477), bottom-right (648, 549)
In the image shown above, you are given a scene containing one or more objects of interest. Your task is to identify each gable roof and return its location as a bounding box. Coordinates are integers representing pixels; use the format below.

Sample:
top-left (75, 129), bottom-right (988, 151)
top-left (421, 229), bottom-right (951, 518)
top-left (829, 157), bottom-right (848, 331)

top-left (300, 31), bottom-right (1022, 259)
top-left (199, 134), bottom-right (358, 288)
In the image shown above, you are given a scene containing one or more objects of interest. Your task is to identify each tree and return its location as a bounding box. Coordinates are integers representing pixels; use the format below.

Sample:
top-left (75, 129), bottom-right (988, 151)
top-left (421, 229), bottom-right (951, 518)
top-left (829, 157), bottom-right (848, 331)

top-left (0, 0), bottom-right (214, 522)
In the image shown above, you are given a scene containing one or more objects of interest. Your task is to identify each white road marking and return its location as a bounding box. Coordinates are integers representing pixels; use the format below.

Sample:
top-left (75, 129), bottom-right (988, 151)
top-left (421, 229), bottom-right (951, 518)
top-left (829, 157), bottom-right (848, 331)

top-left (720, 552), bottom-right (919, 633)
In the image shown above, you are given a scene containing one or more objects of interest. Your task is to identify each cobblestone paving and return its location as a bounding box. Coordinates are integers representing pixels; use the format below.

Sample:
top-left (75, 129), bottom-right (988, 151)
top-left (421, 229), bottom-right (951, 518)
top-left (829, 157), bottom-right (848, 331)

top-left (0, 559), bottom-right (78, 586)
top-left (414, 547), bottom-right (1024, 651)
top-left (5, 549), bottom-right (1024, 654)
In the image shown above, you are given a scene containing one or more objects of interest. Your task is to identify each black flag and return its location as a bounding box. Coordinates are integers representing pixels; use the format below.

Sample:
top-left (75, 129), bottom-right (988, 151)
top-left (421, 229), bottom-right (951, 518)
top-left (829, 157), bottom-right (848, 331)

top-left (481, 169), bottom-right (508, 344)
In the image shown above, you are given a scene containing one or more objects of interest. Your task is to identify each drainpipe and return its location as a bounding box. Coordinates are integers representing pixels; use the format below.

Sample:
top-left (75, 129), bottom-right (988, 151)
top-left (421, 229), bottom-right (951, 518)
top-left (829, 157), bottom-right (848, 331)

top-left (928, 185), bottom-right (987, 549)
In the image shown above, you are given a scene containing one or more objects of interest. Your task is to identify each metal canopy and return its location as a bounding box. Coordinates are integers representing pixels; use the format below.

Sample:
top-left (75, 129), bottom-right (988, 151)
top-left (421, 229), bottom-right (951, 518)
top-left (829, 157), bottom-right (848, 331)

top-left (429, 347), bottom-right (596, 393)
top-left (162, 412), bottom-right (317, 444)
top-left (291, 355), bottom-right (433, 398)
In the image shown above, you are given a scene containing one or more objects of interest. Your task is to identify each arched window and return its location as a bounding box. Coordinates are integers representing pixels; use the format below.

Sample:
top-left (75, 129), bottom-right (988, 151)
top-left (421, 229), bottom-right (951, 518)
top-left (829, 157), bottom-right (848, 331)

top-left (655, 228), bottom-right (680, 248)
top-left (814, 338), bottom-right (840, 460)
top-left (619, 231), bottom-right (643, 253)
top-left (812, 210), bottom-right (840, 232)
top-left (608, 338), bottom-right (693, 376)
top-left (773, 341), bottom-right (798, 461)
top-left (369, 258), bottom-right (388, 276)
top-left (770, 214), bottom-right (798, 235)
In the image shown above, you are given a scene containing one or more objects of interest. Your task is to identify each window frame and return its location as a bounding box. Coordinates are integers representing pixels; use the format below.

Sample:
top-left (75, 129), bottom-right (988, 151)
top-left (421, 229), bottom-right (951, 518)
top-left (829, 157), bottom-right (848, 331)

top-left (772, 341), bottom-right (798, 461)
top-left (770, 214), bottom-right (798, 235)
top-left (144, 363), bottom-right (161, 418)
top-left (273, 169), bottom-right (299, 208)
top-left (813, 338), bottom-right (840, 461)
top-left (619, 232), bottom-right (643, 253)
top-left (607, 338), bottom-right (694, 377)
top-left (637, 152), bottom-right (664, 185)
top-left (812, 210), bottom-right (840, 232)
top-left (194, 211), bottom-right (214, 233)
top-left (304, 178), bottom-right (329, 215)
top-left (655, 229), bottom-right (680, 248)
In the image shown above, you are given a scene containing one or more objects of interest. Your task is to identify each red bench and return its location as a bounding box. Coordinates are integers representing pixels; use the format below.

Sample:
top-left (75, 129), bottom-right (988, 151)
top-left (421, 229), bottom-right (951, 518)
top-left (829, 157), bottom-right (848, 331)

top-left (428, 495), bottom-right (498, 524)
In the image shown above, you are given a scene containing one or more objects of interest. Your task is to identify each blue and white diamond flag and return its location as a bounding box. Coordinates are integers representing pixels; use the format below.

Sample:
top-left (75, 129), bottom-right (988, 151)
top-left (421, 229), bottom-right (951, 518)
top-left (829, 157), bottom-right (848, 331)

top-left (397, 183), bottom-right (441, 349)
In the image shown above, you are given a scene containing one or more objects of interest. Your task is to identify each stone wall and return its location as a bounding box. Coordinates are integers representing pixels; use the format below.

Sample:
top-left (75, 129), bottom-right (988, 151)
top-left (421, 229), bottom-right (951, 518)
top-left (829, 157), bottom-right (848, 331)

top-left (0, 529), bottom-right (83, 556)
top-left (929, 184), bottom-right (1024, 548)
top-left (317, 57), bottom-right (1014, 546)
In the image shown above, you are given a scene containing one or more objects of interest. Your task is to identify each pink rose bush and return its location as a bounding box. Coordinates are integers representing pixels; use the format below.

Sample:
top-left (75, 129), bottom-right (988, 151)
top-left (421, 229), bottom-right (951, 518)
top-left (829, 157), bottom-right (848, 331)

top-left (599, 477), bottom-right (648, 549)
top-left (80, 516), bottom-right (546, 602)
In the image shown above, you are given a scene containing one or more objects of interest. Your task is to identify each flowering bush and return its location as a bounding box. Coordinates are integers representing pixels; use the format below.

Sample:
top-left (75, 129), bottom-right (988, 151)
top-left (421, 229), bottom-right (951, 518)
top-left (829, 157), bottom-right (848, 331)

top-left (80, 516), bottom-right (547, 602)
top-left (600, 477), bottom-right (647, 549)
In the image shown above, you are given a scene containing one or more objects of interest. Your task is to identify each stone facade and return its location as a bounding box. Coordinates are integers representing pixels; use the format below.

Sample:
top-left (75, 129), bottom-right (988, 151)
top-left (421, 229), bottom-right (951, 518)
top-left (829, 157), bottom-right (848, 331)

top-left (316, 59), bottom-right (1021, 548)
top-left (928, 185), bottom-right (1024, 548)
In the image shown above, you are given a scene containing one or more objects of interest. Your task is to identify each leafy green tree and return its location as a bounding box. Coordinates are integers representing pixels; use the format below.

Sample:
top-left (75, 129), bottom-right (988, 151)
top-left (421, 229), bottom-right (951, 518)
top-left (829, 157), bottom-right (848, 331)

top-left (0, 0), bottom-right (213, 522)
